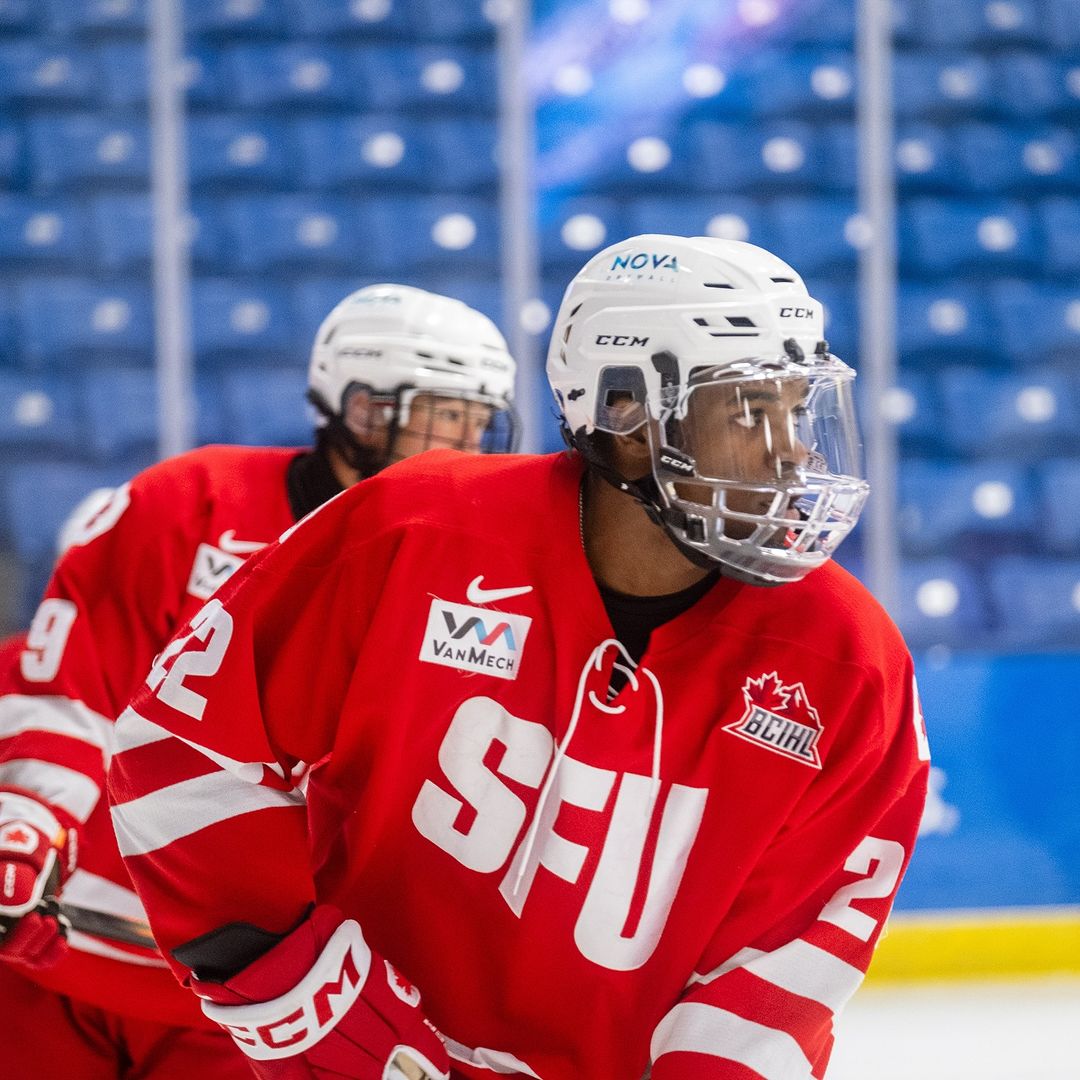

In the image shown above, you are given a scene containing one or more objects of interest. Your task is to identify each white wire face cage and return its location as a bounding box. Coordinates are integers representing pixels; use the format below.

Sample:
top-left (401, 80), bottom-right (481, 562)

top-left (597, 354), bottom-right (869, 584)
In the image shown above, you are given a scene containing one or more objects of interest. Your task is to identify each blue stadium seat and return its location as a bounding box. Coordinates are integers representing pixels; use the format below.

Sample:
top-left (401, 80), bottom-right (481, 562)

top-left (1037, 457), bottom-right (1080, 553)
top-left (773, 0), bottom-right (855, 46)
top-left (184, 0), bottom-right (286, 37)
top-left (803, 278), bottom-right (857, 361)
top-left (221, 195), bottom-right (378, 273)
top-left (355, 45), bottom-right (498, 112)
top-left (221, 365), bottom-right (311, 447)
top-left (739, 48), bottom-right (855, 119)
top-left (0, 462), bottom-right (136, 563)
top-left (0, 372), bottom-right (83, 455)
top-left (94, 45), bottom-right (230, 108)
top-left (188, 116), bottom-right (295, 190)
top-left (991, 54), bottom-right (1074, 120)
top-left (898, 458), bottom-right (1039, 555)
top-left (987, 557), bottom-right (1080, 647)
top-left (951, 124), bottom-right (1030, 193)
top-left (82, 368), bottom-right (226, 461)
top-left (892, 52), bottom-right (993, 118)
top-left (0, 43), bottom-right (100, 105)
top-left (687, 120), bottom-right (824, 193)
top-left (1041, 198), bottom-right (1080, 276)
top-left (543, 195), bottom-right (628, 269)
top-left (897, 283), bottom-right (998, 364)
top-left (190, 279), bottom-right (297, 364)
top-left (623, 196), bottom-right (771, 252)
top-left (45, 0), bottom-right (147, 34)
top-left (894, 557), bottom-right (991, 649)
top-left (424, 275), bottom-right (502, 328)
top-left (989, 279), bottom-right (1080, 364)
top-left (767, 197), bottom-right (857, 276)
top-left (0, 0), bottom-right (38, 32)
top-left (937, 368), bottom-right (1080, 457)
top-left (365, 195), bottom-right (500, 271)
top-left (89, 194), bottom-right (224, 272)
top-left (0, 289), bottom-right (18, 367)
top-left (407, 0), bottom-right (497, 40)
top-left (16, 278), bottom-right (153, 368)
top-left (0, 196), bottom-right (88, 266)
top-left (225, 44), bottom-right (356, 108)
top-left (904, 0), bottom-right (1046, 48)
top-left (429, 119), bottom-right (499, 191)
top-left (901, 198), bottom-right (1038, 276)
top-left (295, 115), bottom-right (432, 190)
top-left (26, 114), bottom-right (150, 188)
top-left (0, 122), bottom-right (21, 188)
top-left (894, 124), bottom-right (962, 192)
top-left (856, 371), bottom-right (944, 452)
top-left (818, 121), bottom-right (857, 192)
top-left (281, 0), bottom-right (414, 39)
top-left (1046, 0), bottom-right (1080, 51)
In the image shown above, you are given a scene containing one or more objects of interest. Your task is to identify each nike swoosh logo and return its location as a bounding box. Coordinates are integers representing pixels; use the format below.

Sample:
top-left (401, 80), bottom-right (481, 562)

top-left (217, 530), bottom-right (267, 555)
top-left (466, 576), bottom-right (533, 605)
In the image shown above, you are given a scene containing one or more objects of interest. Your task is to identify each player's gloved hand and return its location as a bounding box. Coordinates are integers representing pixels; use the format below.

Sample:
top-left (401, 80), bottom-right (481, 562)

top-left (0, 790), bottom-right (77, 969)
top-left (192, 903), bottom-right (450, 1080)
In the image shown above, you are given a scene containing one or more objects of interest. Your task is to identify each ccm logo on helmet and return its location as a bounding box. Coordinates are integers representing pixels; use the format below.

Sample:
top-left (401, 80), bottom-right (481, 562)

top-left (779, 307), bottom-right (816, 319)
top-left (595, 334), bottom-right (650, 347)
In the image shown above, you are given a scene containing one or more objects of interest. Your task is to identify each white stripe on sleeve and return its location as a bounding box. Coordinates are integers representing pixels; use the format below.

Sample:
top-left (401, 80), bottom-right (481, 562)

top-left (0, 695), bottom-right (113, 759)
top-left (651, 1002), bottom-right (813, 1080)
top-left (744, 938), bottom-right (865, 1014)
top-left (67, 931), bottom-right (168, 968)
top-left (113, 706), bottom-right (173, 753)
top-left (111, 770), bottom-right (306, 857)
top-left (62, 869), bottom-right (149, 922)
top-left (0, 758), bottom-right (101, 822)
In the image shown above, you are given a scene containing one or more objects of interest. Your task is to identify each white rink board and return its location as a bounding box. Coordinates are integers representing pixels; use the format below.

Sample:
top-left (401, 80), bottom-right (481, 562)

top-left (829, 977), bottom-right (1080, 1080)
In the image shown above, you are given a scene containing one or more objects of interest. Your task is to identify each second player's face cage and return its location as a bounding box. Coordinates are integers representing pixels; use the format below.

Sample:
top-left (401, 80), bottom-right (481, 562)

top-left (343, 384), bottom-right (519, 461)
top-left (599, 353), bottom-right (868, 584)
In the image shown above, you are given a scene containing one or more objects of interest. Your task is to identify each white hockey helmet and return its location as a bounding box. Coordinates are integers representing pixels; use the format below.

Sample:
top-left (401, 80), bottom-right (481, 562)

top-left (547, 235), bottom-right (868, 585)
top-left (308, 284), bottom-right (518, 463)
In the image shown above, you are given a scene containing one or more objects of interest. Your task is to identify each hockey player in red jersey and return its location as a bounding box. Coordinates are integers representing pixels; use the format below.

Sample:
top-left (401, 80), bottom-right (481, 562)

top-left (109, 237), bottom-right (931, 1080)
top-left (0, 284), bottom-right (518, 1079)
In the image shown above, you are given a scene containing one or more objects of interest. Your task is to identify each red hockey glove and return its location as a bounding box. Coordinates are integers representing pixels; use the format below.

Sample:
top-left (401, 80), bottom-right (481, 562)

top-left (0, 790), bottom-right (76, 969)
top-left (192, 904), bottom-right (450, 1080)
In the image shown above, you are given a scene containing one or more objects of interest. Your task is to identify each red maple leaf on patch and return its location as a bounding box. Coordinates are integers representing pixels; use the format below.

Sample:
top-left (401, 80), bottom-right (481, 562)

top-left (1, 825), bottom-right (32, 847)
top-left (744, 672), bottom-right (791, 713)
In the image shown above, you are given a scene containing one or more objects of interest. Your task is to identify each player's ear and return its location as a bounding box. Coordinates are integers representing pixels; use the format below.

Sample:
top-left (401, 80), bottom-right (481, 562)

top-left (605, 400), bottom-right (652, 480)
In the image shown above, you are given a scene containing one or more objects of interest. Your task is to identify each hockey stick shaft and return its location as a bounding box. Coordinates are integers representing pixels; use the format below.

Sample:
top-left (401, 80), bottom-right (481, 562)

top-left (58, 902), bottom-right (157, 950)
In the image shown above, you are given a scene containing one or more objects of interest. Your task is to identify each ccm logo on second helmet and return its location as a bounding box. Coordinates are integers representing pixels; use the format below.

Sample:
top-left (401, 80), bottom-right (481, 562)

top-left (779, 307), bottom-right (816, 319)
top-left (594, 334), bottom-right (650, 347)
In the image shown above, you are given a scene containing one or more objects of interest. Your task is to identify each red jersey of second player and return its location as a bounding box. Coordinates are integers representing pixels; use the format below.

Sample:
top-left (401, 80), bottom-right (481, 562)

top-left (0, 445), bottom-right (300, 1023)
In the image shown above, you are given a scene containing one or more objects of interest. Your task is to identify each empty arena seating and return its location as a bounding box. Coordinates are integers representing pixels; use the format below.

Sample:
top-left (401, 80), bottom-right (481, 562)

top-left (1, 0), bottom-right (1079, 654)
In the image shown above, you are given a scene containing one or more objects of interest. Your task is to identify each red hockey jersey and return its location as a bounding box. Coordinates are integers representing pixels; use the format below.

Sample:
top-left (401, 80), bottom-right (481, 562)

top-left (110, 450), bottom-right (930, 1078)
top-left (0, 445), bottom-right (300, 1024)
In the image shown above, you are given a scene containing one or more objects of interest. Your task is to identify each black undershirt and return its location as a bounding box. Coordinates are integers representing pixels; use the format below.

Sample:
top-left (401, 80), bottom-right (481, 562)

top-left (598, 570), bottom-right (719, 692)
top-left (285, 446), bottom-right (345, 522)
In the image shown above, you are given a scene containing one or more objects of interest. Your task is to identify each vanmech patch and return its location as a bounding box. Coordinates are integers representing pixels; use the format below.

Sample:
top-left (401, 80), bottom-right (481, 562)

top-left (419, 599), bottom-right (532, 681)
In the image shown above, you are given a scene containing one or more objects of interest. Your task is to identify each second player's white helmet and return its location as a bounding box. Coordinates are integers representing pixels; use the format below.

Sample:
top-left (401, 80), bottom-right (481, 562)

top-left (309, 284), bottom-right (519, 468)
top-left (547, 235), bottom-right (868, 585)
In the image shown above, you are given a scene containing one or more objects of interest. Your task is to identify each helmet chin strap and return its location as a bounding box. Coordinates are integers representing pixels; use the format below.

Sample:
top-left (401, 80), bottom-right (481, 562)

top-left (565, 422), bottom-right (783, 587)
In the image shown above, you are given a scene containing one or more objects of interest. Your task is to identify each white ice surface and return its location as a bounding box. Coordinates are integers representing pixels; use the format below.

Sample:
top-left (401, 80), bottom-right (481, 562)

top-left (828, 976), bottom-right (1080, 1079)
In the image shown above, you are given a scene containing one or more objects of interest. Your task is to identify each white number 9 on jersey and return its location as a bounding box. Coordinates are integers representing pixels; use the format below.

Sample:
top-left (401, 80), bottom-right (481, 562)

top-left (146, 599), bottom-right (234, 721)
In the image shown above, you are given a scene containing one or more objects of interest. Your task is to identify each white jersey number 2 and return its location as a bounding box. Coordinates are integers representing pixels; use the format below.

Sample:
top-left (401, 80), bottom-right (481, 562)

top-left (146, 600), bottom-right (234, 721)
